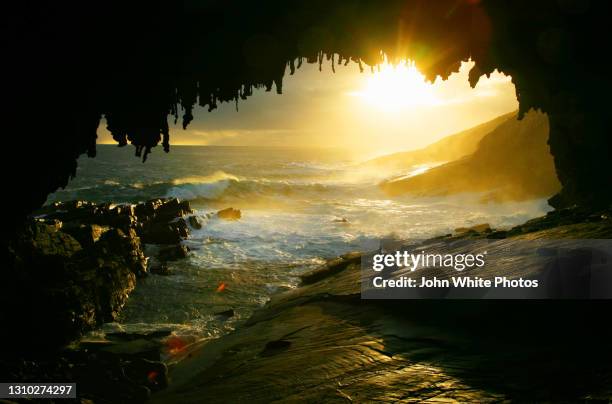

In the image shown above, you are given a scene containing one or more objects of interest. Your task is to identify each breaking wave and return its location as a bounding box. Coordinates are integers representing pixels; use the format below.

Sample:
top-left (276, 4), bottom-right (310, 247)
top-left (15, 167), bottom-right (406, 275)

top-left (164, 170), bottom-right (370, 202)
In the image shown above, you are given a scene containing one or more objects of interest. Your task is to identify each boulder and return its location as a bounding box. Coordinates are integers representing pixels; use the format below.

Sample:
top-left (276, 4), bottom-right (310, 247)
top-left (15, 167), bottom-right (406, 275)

top-left (140, 222), bottom-right (184, 244)
top-left (188, 215), bottom-right (203, 229)
top-left (172, 218), bottom-right (190, 238)
top-left (134, 198), bottom-right (165, 222)
top-left (25, 219), bottom-right (82, 259)
top-left (62, 223), bottom-right (110, 247)
top-left (94, 228), bottom-right (148, 277)
top-left (152, 198), bottom-right (193, 223)
top-left (217, 207), bottom-right (241, 221)
top-left (4, 198), bottom-right (191, 351)
top-left (4, 219), bottom-right (146, 349)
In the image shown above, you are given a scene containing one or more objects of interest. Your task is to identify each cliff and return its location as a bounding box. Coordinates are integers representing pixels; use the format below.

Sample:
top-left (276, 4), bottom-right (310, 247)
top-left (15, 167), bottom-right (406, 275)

top-left (365, 111), bottom-right (516, 170)
top-left (381, 110), bottom-right (561, 201)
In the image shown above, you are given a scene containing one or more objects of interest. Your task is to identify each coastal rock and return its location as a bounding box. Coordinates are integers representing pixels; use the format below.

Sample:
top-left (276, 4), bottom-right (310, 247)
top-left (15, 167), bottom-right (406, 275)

top-left (62, 223), bottom-right (110, 247)
top-left (4, 216), bottom-right (148, 349)
top-left (454, 223), bottom-right (491, 235)
top-left (4, 198), bottom-right (193, 352)
top-left (187, 215), bottom-right (203, 229)
top-left (41, 200), bottom-right (137, 232)
top-left (217, 207), bottom-right (241, 221)
top-left (138, 200), bottom-right (191, 244)
top-left (134, 198), bottom-right (165, 221)
top-left (152, 199), bottom-right (193, 223)
top-left (150, 218), bottom-right (612, 404)
top-left (19, 219), bottom-right (82, 259)
top-left (66, 230), bottom-right (142, 324)
top-left (140, 222), bottom-right (185, 244)
top-left (94, 228), bottom-right (148, 277)
top-left (300, 252), bottom-right (361, 285)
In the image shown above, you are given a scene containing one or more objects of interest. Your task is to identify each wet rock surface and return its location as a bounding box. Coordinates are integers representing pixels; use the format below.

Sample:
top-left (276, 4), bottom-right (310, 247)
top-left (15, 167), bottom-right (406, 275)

top-left (3, 207), bottom-right (612, 402)
top-left (151, 215), bottom-right (612, 403)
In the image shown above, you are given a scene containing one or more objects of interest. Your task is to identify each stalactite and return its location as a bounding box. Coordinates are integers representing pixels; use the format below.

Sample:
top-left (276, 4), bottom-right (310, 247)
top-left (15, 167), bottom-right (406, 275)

top-left (6, 0), bottom-right (611, 228)
top-left (289, 59), bottom-right (296, 75)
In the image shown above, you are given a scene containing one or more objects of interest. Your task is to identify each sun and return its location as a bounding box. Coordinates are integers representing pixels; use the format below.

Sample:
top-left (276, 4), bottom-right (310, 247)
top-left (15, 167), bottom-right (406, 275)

top-left (352, 61), bottom-right (439, 112)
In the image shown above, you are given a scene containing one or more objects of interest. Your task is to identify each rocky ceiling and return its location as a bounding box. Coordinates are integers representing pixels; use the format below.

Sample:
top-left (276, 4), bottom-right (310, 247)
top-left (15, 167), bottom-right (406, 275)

top-left (5, 0), bottom-right (611, 231)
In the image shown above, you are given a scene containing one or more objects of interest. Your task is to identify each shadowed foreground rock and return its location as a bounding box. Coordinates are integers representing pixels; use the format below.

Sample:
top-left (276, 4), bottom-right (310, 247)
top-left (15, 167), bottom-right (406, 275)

top-left (3, 198), bottom-right (193, 351)
top-left (152, 209), bottom-right (612, 403)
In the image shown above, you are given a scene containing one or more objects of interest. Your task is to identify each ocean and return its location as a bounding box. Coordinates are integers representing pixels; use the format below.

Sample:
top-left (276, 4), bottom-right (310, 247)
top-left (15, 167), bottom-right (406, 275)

top-left (47, 145), bottom-right (552, 347)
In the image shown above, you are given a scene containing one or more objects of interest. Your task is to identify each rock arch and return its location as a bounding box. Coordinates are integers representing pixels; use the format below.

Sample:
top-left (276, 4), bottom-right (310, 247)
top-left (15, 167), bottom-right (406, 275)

top-left (5, 0), bottom-right (611, 230)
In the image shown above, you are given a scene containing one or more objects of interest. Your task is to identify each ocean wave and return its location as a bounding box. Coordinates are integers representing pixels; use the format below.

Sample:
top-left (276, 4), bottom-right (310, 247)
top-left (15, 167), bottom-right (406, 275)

top-left (164, 171), bottom-right (370, 202)
top-left (165, 171), bottom-right (238, 200)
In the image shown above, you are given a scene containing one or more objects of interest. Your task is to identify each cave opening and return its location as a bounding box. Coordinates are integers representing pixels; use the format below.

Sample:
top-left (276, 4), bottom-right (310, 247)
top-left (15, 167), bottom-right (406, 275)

top-left (35, 53), bottom-right (560, 351)
top-left (3, 2), bottom-right (612, 402)
top-left (6, 0), bottom-right (611, 233)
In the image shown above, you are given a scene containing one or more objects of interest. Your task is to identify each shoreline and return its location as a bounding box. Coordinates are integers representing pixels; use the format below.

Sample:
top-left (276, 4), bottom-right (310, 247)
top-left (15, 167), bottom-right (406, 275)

top-left (3, 202), bottom-right (611, 402)
top-left (151, 205), bottom-right (612, 403)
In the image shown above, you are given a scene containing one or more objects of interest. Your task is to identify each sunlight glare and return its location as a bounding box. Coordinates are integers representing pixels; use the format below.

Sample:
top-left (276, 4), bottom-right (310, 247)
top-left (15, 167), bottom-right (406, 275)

top-left (352, 61), bottom-right (439, 112)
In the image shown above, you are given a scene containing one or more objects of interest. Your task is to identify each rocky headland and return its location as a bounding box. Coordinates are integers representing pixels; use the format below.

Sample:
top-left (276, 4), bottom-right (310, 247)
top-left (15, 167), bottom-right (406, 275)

top-left (379, 111), bottom-right (561, 202)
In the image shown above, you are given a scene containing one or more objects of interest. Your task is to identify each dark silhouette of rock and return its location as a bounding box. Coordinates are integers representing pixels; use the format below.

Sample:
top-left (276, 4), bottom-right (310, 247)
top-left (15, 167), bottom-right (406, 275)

top-left (137, 199), bottom-right (192, 243)
top-left (62, 223), bottom-right (110, 247)
top-left (2, 198), bottom-right (193, 352)
top-left (140, 222), bottom-right (185, 244)
top-left (3, 220), bottom-right (143, 350)
top-left (187, 215), bottom-right (203, 229)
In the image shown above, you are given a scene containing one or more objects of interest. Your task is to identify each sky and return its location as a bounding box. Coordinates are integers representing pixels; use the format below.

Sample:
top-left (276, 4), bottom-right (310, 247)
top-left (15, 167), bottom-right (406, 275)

top-left (98, 59), bottom-right (518, 160)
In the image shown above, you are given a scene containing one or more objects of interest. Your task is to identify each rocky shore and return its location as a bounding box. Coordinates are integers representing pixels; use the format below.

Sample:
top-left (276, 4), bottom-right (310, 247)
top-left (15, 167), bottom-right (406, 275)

top-left (2, 198), bottom-right (203, 403)
top-left (2, 204), bottom-right (611, 403)
top-left (151, 205), bottom-right (612, 403)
